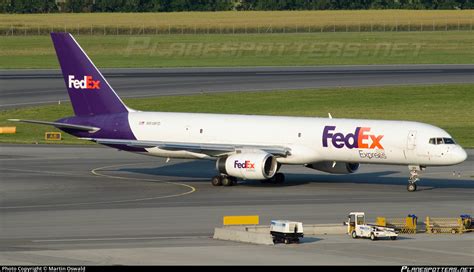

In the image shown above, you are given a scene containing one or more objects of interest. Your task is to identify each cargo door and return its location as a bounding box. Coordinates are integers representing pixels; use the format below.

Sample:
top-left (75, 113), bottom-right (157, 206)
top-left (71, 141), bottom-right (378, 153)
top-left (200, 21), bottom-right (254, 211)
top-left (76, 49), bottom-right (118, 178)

top-left (407, 130), bottom-right (417, 150)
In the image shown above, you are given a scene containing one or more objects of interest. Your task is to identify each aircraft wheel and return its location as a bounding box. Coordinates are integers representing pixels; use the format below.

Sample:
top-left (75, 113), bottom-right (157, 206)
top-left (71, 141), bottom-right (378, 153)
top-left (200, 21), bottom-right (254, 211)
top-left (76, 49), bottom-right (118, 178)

top-left (390, 236), bottom-right (397, 240)
top-left (351, 231), bottom-right (357, 239)
top-left (211, 175), bottom-right (222, 186)
top-left (407, 183), bottom-right (417, 192)
top-left (222, 176), bottom-right (234, 186)
top-left (370, 233), bottom-right (377, 241)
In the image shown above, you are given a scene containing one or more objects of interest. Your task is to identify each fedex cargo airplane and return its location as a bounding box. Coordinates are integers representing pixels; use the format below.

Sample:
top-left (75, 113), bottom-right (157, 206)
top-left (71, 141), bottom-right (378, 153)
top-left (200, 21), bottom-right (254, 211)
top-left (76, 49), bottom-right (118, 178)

top-left (10, 33), bottom-right (467, 192)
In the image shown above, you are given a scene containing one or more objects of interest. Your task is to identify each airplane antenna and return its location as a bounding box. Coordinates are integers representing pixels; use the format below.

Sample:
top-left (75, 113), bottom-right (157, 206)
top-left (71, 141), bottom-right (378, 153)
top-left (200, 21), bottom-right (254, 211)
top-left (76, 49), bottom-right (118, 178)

top-left (328, 113), bottom-right (332, 119)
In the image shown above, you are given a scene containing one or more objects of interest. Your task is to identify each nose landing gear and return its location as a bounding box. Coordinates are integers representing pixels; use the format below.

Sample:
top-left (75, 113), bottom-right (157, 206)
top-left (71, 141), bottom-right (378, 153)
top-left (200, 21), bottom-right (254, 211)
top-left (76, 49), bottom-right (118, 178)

top-left (407, 181), bottom-right (417, 192)
top-left (407, 165), bottom-right (424, 192)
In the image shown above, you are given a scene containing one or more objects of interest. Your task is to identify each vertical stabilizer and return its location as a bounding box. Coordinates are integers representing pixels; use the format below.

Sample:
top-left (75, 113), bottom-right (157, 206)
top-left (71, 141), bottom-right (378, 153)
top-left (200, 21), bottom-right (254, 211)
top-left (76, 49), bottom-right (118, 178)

top-left (51, 32), bottom-right (129, 116)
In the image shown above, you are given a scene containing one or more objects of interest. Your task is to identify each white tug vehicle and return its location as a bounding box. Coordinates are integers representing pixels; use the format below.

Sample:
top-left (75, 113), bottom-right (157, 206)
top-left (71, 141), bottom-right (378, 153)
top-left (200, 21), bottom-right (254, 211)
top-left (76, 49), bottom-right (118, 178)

top-left (346, 212), bottom-right (398, 241)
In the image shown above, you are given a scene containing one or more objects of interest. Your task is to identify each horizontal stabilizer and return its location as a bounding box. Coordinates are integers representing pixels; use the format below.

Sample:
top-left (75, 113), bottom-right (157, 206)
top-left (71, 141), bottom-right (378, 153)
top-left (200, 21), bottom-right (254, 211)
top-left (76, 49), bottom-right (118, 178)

top-left (8, 119), bottom-right (100, 133)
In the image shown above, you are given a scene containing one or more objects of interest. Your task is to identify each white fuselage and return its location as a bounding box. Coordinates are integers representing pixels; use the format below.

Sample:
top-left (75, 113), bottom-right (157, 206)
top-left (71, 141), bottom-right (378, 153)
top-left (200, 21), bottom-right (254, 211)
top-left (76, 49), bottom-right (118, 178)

top-left (127, 111), bottom-right (467, 166)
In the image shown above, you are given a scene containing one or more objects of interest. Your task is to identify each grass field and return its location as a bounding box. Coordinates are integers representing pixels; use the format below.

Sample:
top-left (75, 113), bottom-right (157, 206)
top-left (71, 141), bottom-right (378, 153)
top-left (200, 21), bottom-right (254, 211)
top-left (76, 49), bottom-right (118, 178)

top-left (1, 84), bottom-right (472, 147)
top-left (1, 31), bottom-right (473, 68)
top-left (1, 10), bottom-right (473, 34)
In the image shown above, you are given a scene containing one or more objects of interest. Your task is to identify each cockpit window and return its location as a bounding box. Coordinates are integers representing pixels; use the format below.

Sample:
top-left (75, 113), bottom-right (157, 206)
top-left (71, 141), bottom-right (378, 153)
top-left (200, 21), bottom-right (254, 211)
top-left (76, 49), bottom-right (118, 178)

top-left (429, 137), bottom-right (456, 145)
top-left (443, 138), bottom-right (455, 144)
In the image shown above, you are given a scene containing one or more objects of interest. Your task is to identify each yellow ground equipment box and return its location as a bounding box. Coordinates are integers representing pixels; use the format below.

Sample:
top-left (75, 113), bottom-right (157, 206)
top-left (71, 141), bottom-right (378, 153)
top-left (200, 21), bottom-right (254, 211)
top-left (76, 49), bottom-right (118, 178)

top-left (376, 217), bottom-right (386, 227)
top-left (426, 216), bottom-right (469, 234)
top-left (376, 214), bottom-right (417, 234)
top-left (0, 127), bottom-right (16, 134)
top-left (45, 132), bottom-right (62, 141)
top-left (223, 215), bottom-right (259, 226)
top-left (460, 214), bottom-right (472, 231)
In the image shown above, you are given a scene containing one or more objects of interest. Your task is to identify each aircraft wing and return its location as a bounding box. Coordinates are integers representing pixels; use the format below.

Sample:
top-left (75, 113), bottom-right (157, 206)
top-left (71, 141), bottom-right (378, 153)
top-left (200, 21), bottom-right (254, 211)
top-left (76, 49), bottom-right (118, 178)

top-left (8, 119), bottom-right (100, 133)
top-left (82, 138), bottom-right (291, 157)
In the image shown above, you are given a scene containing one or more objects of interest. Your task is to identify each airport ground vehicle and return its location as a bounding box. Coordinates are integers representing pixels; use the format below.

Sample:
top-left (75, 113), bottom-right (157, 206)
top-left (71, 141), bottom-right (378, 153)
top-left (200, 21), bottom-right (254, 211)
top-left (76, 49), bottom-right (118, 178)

top-left (270, 220), bottom-right (304, 244)
top-left (346, 212), bottom-right (398, 241)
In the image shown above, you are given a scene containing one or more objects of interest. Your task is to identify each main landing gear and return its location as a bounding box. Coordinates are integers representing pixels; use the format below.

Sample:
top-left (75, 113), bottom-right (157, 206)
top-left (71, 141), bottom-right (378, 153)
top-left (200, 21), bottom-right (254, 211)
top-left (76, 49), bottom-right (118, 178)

top-left (407, 165), bottom-right (424, 192)
top-left (211, 175), bottom-right (237, 186)
top-left (260, 173), bottom-right (285, 184)
top-left (211, 173), bottom-right (286, 186)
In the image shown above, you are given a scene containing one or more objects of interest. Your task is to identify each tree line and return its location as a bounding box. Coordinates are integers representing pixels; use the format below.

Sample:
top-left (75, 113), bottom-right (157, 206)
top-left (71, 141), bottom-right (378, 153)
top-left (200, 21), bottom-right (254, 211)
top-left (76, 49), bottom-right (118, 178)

top-left (1, 0), bottom-right (473, 13)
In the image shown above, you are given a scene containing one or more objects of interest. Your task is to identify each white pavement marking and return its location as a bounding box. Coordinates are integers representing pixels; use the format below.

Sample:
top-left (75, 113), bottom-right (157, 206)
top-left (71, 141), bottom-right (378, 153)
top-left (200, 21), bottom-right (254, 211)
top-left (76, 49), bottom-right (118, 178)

top-left (0, 156), bottom-right (78, 161)
top-left (0, 162), bottom-right (196, 209)
top-left (32, 236), bottom-right (209, 243)
top-left (1, 167), bottom-right (89, 177)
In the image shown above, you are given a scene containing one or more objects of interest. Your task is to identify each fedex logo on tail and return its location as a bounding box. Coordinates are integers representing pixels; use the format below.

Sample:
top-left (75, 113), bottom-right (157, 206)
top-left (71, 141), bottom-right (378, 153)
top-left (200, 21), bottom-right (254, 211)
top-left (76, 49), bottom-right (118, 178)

top-left (68, 75), bottom-right (100, 90)
top-left (322, 126), bottom-right (384, 149)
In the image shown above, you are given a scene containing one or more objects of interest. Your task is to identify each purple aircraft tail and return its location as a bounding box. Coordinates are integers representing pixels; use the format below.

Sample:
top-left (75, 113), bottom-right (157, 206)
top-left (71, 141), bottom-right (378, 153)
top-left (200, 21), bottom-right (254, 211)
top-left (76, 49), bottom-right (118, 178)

top-left (51, 32), bottom-right (129, 116)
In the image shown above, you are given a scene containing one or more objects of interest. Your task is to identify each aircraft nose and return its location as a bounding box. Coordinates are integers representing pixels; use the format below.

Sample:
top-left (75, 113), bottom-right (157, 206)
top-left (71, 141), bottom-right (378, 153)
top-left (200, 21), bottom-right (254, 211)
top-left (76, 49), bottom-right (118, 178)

top-left (455, 146), bottom-right (468, 164)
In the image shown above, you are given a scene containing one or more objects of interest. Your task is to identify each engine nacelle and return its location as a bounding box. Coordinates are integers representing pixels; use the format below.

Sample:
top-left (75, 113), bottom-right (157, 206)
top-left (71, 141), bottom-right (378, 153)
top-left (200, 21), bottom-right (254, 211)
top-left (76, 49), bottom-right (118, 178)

top-left (306, 161), bottom-right (359, 174)
top-left (216, 152), bottom-right (278, 180)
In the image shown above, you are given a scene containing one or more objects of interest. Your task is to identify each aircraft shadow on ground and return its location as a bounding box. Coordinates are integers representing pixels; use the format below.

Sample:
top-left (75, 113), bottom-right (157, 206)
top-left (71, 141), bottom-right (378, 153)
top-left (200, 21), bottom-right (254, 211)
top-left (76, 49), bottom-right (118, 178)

top-left (297, 236), bottom-right (414, 244)
top-left (298, 237), bottom-right (322, 244)
top-left (119, 160), bottom-right (474, 190)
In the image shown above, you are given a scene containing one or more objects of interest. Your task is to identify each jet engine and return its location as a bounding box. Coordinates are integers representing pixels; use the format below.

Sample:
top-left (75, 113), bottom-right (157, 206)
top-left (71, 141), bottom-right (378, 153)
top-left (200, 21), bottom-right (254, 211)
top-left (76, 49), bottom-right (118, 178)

top-left (306, 161), bottom-right (359, 174)
top-left (216, 152), bottom-right (278, 180)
